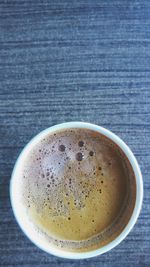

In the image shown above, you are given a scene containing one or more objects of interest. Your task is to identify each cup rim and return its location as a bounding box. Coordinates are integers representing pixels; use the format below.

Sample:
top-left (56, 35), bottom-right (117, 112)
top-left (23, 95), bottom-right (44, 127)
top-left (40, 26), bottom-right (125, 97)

top-left (10, 122), bottom-right (143, 259)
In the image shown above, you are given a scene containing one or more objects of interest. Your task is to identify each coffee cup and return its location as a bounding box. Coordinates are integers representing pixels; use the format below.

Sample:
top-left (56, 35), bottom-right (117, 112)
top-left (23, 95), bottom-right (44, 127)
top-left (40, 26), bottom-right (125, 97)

top-left (10, 122), bottom-right (143, 259)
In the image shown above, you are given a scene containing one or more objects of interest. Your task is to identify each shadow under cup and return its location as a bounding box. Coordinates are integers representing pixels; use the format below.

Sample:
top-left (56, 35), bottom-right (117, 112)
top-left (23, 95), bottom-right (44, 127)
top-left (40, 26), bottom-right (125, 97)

top-left (10, 122), bottom-right (143, 259)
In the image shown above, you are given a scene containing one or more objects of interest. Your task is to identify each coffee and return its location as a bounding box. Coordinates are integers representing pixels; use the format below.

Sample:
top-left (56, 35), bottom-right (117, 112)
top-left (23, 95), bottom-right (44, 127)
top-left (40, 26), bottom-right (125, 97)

top-left (20, 128), bottom-right (136, 252)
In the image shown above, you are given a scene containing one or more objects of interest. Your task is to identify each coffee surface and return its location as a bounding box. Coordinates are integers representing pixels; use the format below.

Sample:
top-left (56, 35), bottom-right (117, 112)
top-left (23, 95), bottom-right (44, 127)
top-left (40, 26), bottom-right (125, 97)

top-left (21, 128), bottom-right (136, 252)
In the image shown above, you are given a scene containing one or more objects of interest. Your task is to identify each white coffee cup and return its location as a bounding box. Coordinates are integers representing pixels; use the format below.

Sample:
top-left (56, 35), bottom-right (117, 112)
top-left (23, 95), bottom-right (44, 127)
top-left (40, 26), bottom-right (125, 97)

top-left (10, 122), bottom-right (143, 259)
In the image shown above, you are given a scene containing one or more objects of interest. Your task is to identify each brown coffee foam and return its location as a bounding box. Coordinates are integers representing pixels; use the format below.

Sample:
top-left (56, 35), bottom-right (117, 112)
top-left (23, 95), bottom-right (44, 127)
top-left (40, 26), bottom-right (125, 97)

top-left (21, 128), bottom-right (136, 252)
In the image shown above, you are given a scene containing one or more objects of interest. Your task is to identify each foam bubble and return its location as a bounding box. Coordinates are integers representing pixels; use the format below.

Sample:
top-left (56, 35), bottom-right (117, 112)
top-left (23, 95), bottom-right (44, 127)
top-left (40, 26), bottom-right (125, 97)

top-left (78, 141), bottom-right (84, 147)
top-left (89, 151), bottom-right (94, 156)
top-left (76, 152), bottom-right (84, 161)
top-left (58, 144), bottom-right (65, 152)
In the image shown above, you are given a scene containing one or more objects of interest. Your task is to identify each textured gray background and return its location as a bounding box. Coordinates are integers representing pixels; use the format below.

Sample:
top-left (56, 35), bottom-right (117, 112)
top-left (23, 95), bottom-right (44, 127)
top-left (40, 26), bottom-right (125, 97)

top-left (0, 0), bottom-right (150, 266)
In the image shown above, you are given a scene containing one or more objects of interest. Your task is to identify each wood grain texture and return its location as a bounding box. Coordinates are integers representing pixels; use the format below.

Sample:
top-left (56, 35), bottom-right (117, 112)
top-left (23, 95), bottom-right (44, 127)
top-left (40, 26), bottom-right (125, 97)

top-left (0, 0), bottom-right (150, 266)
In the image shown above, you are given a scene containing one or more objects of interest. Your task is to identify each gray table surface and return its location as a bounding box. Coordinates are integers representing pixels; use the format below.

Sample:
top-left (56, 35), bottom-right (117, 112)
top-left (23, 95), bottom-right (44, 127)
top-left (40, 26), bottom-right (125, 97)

top-left (0, 1), bottom-right (150, 266)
